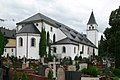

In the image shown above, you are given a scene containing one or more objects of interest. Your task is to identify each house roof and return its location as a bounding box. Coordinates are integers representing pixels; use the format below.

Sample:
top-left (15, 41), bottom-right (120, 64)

top-left (17, 23), bottom-right (40, 34)
top-left (5, 39), bottom-right (16, 48)
top-left (17, 13), bottom-right (97, 48)
top-left (87, 11), bottom-right (97, 25)
top-left (0, 27), bottom-right (16, 38)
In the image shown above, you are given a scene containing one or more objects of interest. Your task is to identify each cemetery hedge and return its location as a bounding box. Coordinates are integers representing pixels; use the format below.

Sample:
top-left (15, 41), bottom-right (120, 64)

top-left (81, 66), bottom-right (100, 77)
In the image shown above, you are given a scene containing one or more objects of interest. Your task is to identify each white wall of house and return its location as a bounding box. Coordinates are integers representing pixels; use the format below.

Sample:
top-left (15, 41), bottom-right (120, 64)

top-left (3, 48), bottom-right (16, 57)
top-left (16, 33), bottom-right (40, 59)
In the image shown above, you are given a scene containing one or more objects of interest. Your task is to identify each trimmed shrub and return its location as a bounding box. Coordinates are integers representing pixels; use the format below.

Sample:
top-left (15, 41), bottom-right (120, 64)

top-left (113, 68), bottom-right (120, 77)
top-left (12, 70), bottom-right (19, 80)
top-left (21, 72), bottom-right (28, 80)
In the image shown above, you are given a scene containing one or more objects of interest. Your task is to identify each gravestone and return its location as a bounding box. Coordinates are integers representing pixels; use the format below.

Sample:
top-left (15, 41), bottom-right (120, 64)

top-left (57, 67), bottom-right (65, 80)
top-left (45, 67), bottom-right (51, 77)
top-left (38, 65), bottom-right (47, 76)
top-left (0, 68), bottom-right (3, 80)
top-left (79, 63), bottom-right (87, 70)
top-left (68, 66), bottom-right (76, 71)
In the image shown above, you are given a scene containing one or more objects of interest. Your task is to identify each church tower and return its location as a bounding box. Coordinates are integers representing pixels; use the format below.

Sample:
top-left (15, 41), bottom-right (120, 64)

top-left (87, 11), bottom-right (98, 47)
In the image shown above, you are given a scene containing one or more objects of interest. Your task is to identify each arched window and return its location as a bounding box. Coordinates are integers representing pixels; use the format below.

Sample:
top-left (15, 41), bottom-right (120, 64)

top-left (31, 38), bottom-right (36, 47)
top-left (92, 26), bottom-right (94, 29)
top-left (89, 27), bottom-right (91, 30)
top-left (19, 37), bottom-right (23, 46)
top-left (53, 34), bottom-right (56, 43)
top-left (53, 47), bottom-right (56, 53)
top-left (74, 47), bottom-right (76, 53)
top-left (47, 32), bottom-right (49, 45)
top-left (62, 46), bottom-right (66, 53)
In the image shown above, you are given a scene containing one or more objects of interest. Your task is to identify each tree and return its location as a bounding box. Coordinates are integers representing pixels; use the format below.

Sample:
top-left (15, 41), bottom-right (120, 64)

top-left (48, 44), bottom-right (53, 62)
top-left (0, 32), bottom-right (7, 58)
top-left (99, 6), bottom-right (120, 69)
top-left (48, 70), bottom-right (53, 80)
top-left (21, 72), bottom-right (28, 80)
top-left (39, 27), bottom-right (47, 58)
top-left (12, 70), bottom-right (19, 80)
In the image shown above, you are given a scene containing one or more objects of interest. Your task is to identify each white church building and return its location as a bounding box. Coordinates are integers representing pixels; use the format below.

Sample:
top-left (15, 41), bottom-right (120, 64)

top-left (16, 11), bottom-right (98, 60)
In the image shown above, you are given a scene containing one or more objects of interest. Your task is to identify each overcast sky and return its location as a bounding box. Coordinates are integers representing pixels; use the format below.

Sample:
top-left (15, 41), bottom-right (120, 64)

top-left (0, 0), bottom-right (120, 39)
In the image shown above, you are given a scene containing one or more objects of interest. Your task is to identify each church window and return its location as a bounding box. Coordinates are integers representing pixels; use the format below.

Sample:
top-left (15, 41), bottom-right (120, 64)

top-left (74, 47), bottom-right (76, 53)
top-left (50, 27), bottom-right (53, 32)
top-left (53, 47), bottom-right (56, 53)
top-left (31, 38), bottom-right (36, 47)
top-left (36, 23), bottom-right (38, 26)
top-left (47, 32), bottom-right (50, 45)
top-left (62, 46), bottom-right (66, 53)
top-left (92, 26), bottom-right (94, 29)
top-left (19, 37), bottom-right (23, 46)
top-left (87, 47), bottom-right (89, 54)
top-left (89, 27), bottom-right (91, 30)
top-left (93, 48), bottom-right (95, 55)
top-left (82, 45), bottom-right (84, 53)
top-left (53, 34), bottom-right (56, 43)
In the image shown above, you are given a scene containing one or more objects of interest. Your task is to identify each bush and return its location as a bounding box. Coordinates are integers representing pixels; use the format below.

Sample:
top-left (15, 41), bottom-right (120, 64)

top-left (81, 66), bottom-right (100, 77)
top-left (12, 70), bottom-right (19, 80)
top-left (113, 68), bottom-right (120, 77)
top-left (21, 72), bottom-right (28, 80)
top-left (112, 77), bottom-right (119, 80)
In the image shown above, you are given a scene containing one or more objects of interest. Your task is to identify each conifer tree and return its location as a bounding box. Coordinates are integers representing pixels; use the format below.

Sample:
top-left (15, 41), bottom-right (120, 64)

top-left (0, 32), bottom-right (7, 58)
top-left (48, 70), bottom-right (53, 80)
top-left (21, 72), bottom-right (28, 80)
top-left (39, 27), bottom-right (47, 58)
top-left (12, 70), bottom-right (19, 80)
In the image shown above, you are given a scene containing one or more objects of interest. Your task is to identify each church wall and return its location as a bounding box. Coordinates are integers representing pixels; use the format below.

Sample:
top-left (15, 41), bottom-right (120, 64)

top-left (27, 34), bottom-right (40, 59)
top-left (16, 33), bottom-right (40, 59)
top-left (16, 34), bottom-right (27, 58)
top-left (87, 30), bottom-right (98, 47)
top-left (52, 44), bottom-right (78, 60)
top-left (34, 22), bottom-right (66, 43)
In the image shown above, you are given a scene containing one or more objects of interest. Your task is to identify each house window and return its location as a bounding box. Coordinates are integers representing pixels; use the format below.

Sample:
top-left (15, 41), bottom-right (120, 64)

top-left (53, 47), bottom-right (56, 53)
top-left (19, 37), bottom-right (23, 46)
top-left (53, 34), bottom-right (56, 43)
top-left (74, 47), bottom-right (76, 53)
top-left (4, 49), bottom-right (6, 52)
top-left (50, 27), bottom-right (53, 32)
top-left (62, 46), bottom-right (66, 53)
top-left (11, 49), bottom-right (13, 52)
top-left (31, 38), bottom-right (36, 47)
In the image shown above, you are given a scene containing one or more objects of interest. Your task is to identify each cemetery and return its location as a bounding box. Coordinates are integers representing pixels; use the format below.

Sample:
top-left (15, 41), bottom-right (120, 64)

top-left (0, 54), bottom-right (116, 80)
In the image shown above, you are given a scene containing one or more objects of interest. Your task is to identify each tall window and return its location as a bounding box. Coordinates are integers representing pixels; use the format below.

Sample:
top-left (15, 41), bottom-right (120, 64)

top-left (31, 38), bottom-right (36, 47)
top-left (87, 47), bottom-right (89, 54)
top-left (74, 47), bottom-right (76, 53)
top-left (47, 32), bottom-right (49, 45)
top-left (62, 46), bottom-right (66, 53)
top-left (53, 47), bottom-right (56, 53)
top-left (19, 37), bottom-right (23, 46)
top-left (82, 45), bottom-right (84, 53)
top-left (53, 34), bottom-right (56, 43)
top-left (50, 27), bottom-right (53, 32)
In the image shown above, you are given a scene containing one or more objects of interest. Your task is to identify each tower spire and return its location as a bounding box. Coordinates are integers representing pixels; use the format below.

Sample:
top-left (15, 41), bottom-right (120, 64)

top-left (87, 11), bottom-right (97, 25)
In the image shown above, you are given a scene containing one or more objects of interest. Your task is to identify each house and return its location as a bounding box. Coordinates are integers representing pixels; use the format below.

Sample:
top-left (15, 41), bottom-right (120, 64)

top-left (16, 11), bottom-right (98, 59)
top-left (0, 27), bottom-right (16, 57)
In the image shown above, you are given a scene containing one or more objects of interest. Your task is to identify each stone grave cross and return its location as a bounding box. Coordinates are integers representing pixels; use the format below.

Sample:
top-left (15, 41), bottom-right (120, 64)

top-left (48, 57), bottom-right (60, 78)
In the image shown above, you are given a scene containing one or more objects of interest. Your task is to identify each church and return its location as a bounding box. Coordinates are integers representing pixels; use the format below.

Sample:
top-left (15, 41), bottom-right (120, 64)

top-left (16, 11), bottom-right (98, 60)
